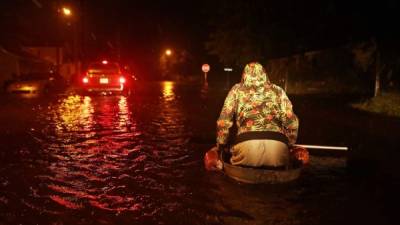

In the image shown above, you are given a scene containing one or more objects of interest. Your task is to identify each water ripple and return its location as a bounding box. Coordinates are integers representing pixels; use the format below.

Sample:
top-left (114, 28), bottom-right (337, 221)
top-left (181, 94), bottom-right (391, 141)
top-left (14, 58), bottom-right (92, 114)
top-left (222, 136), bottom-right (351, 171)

top-left (17, 85), bottom-right (199, 222)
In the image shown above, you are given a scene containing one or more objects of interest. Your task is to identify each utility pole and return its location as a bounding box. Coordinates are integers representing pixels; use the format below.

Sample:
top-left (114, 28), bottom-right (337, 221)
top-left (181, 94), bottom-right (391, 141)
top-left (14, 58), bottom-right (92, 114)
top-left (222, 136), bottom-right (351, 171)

top-left (79, 0), bottom-right (85, 68)
top-left (374, 49), bottom-right (381, 97)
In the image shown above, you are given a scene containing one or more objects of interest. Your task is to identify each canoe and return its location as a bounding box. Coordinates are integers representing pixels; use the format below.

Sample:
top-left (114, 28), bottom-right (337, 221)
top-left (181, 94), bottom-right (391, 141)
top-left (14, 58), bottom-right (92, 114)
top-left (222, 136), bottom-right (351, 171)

top-left (221, 152), bottom-right (302, 184)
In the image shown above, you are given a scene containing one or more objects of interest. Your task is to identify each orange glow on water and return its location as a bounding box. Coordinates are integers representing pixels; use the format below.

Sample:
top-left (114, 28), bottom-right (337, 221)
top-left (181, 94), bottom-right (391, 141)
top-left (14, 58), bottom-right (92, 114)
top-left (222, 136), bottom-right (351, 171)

top-left (117, 96), bottom-right (129, 130)
top-left (56, 95), bottom-right (94, 132)
top-left (162, 81), bottom-right (175, 101)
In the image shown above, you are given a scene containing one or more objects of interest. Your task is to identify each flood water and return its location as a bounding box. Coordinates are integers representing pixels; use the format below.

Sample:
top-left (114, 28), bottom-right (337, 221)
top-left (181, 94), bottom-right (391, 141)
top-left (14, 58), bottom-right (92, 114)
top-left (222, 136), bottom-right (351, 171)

top-left (0, 81), bottom-right (399, 225)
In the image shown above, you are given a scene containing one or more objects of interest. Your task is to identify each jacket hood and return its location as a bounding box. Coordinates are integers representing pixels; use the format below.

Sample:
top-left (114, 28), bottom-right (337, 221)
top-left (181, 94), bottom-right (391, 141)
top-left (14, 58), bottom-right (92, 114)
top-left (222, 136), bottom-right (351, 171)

top-left (241, 62), bottom-right (270, 88)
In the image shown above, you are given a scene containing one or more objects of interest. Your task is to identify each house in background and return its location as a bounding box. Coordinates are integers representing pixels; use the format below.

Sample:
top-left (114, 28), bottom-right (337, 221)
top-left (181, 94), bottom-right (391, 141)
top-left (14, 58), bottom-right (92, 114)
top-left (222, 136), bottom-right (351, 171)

top-left (23, 46), bottom-right (62, 67)
top-left (24, 46), bottom-right (78, 82)
top-left (0, 45), bottom-right (79, 89)
top-left (0, 45), bottom-right (53, 89)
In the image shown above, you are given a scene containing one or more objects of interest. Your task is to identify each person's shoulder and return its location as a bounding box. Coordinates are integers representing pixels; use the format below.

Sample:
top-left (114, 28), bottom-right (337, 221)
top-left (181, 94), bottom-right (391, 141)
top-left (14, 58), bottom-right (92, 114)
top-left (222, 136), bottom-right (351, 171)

top-left (268, 83), bottom-right (286, 94)
top-left (229, 83), bottom-right (242, 92)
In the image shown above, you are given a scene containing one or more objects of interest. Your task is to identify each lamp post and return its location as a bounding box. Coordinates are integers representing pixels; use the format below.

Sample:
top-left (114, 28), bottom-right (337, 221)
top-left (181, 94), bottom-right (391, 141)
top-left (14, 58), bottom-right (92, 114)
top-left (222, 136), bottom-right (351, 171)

top-left (59, 5), bottom-right (82, 80)
top-left (55, 6), bottom-right (73, 77)
top-left (161, 49), bottom-right (173, 79)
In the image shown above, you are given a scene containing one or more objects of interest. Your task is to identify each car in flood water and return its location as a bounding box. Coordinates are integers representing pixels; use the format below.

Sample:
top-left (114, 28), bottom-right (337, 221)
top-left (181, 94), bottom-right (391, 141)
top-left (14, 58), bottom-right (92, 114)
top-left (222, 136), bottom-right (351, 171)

top-left (4, 72), bottom-right (66, 96)
top-left (80, 60), bottom-right (133, 95)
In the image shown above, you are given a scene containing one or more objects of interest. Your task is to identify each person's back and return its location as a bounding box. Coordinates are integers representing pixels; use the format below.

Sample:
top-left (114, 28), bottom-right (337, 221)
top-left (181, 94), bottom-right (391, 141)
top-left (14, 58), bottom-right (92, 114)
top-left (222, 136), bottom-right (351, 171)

top-left (216, 62), bottom-right (299, 167)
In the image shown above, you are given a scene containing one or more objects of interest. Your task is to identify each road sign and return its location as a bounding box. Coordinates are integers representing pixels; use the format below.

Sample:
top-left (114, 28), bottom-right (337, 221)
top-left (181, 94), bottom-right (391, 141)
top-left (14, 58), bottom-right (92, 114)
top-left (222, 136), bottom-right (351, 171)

top-left (202, 64), bottom-right (210, 73)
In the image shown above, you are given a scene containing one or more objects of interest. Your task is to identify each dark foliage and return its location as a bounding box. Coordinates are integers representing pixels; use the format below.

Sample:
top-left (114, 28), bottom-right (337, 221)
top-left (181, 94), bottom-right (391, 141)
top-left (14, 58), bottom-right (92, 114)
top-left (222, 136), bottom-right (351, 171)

top-left (205, 0), bottom-right (400, 65)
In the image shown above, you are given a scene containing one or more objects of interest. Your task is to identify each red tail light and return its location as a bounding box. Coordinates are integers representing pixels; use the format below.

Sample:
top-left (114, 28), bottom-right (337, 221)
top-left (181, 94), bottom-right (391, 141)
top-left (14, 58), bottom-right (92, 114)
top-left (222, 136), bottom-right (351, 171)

top-left (119, 77), bottom-right (126, 83)
top-left (83, 77), bottom-right (89, 83)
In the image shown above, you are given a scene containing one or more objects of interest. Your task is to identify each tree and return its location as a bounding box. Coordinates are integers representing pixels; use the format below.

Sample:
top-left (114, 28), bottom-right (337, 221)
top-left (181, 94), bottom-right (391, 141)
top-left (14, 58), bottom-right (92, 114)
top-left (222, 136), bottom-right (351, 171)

top-left (352, 38), bottom-right (400, 96)
top-left (205, 1), bottom-right (270, 66)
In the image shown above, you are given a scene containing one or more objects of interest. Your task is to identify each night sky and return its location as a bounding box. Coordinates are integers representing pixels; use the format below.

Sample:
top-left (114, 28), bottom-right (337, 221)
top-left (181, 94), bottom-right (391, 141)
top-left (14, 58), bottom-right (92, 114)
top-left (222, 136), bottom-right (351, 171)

top-left (1, 0), bottom-right (399, 77)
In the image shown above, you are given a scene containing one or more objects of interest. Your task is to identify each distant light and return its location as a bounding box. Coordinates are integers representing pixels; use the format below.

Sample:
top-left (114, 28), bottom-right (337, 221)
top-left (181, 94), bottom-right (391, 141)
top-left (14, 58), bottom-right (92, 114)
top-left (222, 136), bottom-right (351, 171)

top-left (119, 77), bottom-right (126, 83)
top-left (102, 60), bottom-right (108, 65)
top-left (224, 68), bottom-right (233, 72)
top-left (83, 77), bottom-right (89, 83)
top-left (62, 7), bottom-right (72, 16)
top-left (165, 49), bottom-right (172, 56)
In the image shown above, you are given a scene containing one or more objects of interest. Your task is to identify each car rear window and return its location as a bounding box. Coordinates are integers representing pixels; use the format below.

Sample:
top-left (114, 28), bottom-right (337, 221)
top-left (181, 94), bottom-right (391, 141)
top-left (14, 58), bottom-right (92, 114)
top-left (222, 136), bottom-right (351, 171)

top-left (87, 63), bottom-right (120, 74)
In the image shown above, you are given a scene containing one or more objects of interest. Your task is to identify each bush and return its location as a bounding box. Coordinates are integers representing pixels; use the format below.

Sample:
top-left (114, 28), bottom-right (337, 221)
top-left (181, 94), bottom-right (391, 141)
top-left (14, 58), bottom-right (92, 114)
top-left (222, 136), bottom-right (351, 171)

top-left (351, 92), bottom-right (400, 117)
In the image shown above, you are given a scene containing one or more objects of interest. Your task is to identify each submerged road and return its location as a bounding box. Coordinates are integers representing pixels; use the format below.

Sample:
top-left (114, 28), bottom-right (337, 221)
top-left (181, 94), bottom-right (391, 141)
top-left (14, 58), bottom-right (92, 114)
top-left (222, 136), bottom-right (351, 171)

top-left (0, 81), bottom-right (399, 225)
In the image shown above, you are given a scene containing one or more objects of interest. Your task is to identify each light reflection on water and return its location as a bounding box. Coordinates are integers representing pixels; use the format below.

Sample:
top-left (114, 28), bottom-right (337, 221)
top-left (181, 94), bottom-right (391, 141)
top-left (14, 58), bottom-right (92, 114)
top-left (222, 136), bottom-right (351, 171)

top-left (162, 81), bottom-right (175, 101)
top-left (30, 95), bottom-right (146, 216)
top-left (20, 84), bottom-right (199, 224)
top-left (56, 95), bottom-right (94, 133)
top-left (117, 96), bottom-right (129, 131)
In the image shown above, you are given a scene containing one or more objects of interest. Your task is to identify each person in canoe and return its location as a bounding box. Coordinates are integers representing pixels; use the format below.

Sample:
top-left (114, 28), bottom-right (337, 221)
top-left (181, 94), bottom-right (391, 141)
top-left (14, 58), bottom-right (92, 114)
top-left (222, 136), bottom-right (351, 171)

top-left (214, 62), bottom-right (300, 169)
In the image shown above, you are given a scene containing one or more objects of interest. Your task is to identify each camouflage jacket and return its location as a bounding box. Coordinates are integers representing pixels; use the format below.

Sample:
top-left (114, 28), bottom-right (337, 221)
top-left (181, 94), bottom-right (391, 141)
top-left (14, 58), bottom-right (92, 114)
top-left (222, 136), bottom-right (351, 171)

top-left (216, 62), bottom-right (299, 145)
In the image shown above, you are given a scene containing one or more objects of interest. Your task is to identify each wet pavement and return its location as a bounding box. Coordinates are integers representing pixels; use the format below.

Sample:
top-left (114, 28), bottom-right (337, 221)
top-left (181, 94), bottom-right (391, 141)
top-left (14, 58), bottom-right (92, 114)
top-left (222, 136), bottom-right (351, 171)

top-left (0, 81), bottom-right (399, 225)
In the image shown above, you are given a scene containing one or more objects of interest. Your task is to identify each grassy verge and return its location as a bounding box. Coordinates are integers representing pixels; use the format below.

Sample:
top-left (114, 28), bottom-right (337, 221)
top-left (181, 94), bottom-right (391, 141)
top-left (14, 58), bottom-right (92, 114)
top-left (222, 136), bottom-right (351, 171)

top-left (351, 92), bottom-right (400, 117)
top-left (286, 78), bottom-right (365, 95)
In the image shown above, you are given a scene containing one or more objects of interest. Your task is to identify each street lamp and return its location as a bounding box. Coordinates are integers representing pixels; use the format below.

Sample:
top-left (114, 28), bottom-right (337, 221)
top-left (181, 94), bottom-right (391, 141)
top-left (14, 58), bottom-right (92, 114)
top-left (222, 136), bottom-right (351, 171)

top-left (165, 49), bottom-right (172, 56)
top-left (54, 6), bottom-right (73, 76)
top-left (61, 7), bottom-right (72, 17)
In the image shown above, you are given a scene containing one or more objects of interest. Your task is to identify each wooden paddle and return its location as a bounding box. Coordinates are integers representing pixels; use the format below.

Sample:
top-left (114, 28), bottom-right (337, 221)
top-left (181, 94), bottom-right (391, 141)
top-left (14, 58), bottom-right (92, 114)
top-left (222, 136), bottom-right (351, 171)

top-left (295, 144), bottom-right (348, 151)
